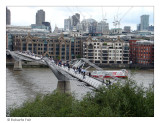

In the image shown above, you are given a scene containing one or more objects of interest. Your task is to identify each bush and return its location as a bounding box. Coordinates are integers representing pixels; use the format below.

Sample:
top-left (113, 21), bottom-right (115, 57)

top-left (9, 79), bottom-right (154, 117)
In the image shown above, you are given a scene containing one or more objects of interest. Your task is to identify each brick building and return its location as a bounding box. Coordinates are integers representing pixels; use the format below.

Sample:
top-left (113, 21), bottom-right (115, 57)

top-left (129, 39), bottom-right (154, 65)
top-left (12, 33), bottom-right (84, 61)
top-left (129, 39), bottom-right (138, 64)
top-left (135, 41), bottom-right (154, 65)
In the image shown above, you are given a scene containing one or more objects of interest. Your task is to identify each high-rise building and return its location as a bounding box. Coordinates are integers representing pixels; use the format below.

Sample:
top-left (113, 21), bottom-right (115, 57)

top-left (81, 18), bottom-right (97, 34)
top-left (6, 8), bottom-right (11, 25)
top-left (140, 15), bottom-right (149, 31)
top-left (64, 18), bottom-right (71, 31)
top-left (71, 13), bottom-right (80, 27)
top-left (96, 21), bottom-right (109, 34)
top-left (42, 22), bottom-right (52, 32)
top-left (148, 25), bottom-right (154, 31)
top-left (137, 24), bottom-right (141, 31)
top-left (36, 9), bottom-right (45, 25)
top-left (124, 26), bottom-right (131, 33)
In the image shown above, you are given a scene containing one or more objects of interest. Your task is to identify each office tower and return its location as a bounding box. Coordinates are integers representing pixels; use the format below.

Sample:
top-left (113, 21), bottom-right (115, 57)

top-left (71, 13), bottom-right (80, 27)
top-left (140, 15), bottom-right (149, 31)
top-left (148, 25), bottom-right (154, 31)
top-left (42, 22), bottom-right (52, 32)
top-left (124, 26), bottom-right (131, 33)
top-left (6, 8), bottom-right (11, 25)
top-left (81, 18), bottom-right (97, 33)
top-left (96, 21), bottom-right (109, 34)
top-left (36, 9), bottom-right (45, 25)
top-left (137, 24), bottom-right (141, 31)
top-left (64, 18), bottom-right (71, 31)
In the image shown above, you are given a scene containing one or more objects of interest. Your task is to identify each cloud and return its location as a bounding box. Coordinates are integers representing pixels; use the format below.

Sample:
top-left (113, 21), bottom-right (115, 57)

top-left (8, 6), bottom-right (153, 31)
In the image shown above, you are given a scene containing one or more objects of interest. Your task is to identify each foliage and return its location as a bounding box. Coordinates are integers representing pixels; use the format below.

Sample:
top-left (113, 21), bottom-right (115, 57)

top-left (56, 56), bottom-right (60, 60)
top-left (76, 55), bottom-right (81, 59)
top-left (103, 43), bottom-right (107, 45)
top-left (9, 79), bottom-right (154, 117)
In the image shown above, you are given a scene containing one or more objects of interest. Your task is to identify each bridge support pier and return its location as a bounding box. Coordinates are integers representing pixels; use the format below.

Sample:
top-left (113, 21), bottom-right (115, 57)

top-left (57, 80), bottom-right (71, 93)
top-left (14, 61), bottom-right (22, 71)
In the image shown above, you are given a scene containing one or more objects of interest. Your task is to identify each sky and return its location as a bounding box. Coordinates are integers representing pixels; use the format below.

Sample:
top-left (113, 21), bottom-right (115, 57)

top-left (7, 6), bottom-right (154, 31)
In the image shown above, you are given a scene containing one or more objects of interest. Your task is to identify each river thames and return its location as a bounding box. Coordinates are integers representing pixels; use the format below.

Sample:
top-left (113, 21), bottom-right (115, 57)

top-left (6, 67), bottom-right (154, 111)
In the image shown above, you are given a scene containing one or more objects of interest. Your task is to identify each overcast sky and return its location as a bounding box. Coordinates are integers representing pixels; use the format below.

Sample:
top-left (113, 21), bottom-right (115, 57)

top-left (7, 6), bottom-right (154, 31)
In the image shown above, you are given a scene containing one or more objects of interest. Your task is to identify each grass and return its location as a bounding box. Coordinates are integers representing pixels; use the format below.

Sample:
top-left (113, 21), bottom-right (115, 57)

top-left (9, 79), bottom-right (154, 117)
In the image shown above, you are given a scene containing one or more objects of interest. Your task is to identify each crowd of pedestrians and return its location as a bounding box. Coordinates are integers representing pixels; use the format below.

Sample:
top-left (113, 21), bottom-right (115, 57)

top-left (55, 60), bottom-right (93, 80)
top-left (51, 59), bottom-right (111, 85)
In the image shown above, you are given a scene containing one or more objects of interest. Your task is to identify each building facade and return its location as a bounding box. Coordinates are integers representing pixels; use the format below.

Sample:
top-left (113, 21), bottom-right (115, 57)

top-left (124, 26), bottom-right (131, 33)
top-left (110, 28), bottom-right (122, 34)
top-left (83, 36), bottom-right (129, 64)
top-left (64, 18), bottom-right (72, 31)
top-left (36, 10), bottom-right (45, 25)
top-left (96, 21), bottom-right (109, 34)
top-left (42, 22), bottom-right (52, 32)
top-left (6, 8), bottom-right (11, 25)
top-left (140, 15), bottom-right (149, 31)
top-left (129, 39), bottom-right (138, 64)
top-left (71, 13), bottom-right (80, 27)
top-left (148, 25), bottom-right (154, 31)
top-left (135, 41), bottom-right (154, 65)
top-left (11, 32), bottom-right (85, 61)
top-left (129, 39), bottom-right (154, 65)
top-left (137, 24), bottom-right (141, 31)
top-left (12, 33), bottom-right (71, 61)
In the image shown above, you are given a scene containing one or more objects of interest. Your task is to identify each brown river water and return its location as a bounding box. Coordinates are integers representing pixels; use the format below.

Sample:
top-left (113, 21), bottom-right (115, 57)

top-left (6, 67), bottom-right (154, 110)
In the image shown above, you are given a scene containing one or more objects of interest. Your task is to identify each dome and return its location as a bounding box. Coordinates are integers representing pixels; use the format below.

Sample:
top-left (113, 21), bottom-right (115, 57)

top-left (81, 18), bottom-right (97, 23)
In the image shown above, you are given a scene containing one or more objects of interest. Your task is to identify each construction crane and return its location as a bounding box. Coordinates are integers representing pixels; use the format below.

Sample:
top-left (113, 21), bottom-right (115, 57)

top-left (113, 7), bottom-right (133, 28)
top-left (101, 7), bottom-right (107, 22)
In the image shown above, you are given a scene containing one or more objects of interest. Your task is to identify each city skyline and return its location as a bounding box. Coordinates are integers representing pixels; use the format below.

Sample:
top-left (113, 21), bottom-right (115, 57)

top-left (7, 6), bottom-right (153, 31)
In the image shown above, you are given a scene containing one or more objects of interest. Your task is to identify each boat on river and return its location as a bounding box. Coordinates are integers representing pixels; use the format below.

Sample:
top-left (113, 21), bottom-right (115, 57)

top-left (91, 69), bottom-right (128, 78)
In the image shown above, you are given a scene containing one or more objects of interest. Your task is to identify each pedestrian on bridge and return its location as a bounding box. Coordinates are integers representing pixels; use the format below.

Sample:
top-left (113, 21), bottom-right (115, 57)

top-left (68, 64), bottom-right (70, 71)
top-left (75, 67), bottom-right (77, 74)
top-left (89, 72), bottom-right (91, 77)
top-left (73, 67), bottom-right (75, 71)
top-left (78, 67), bottom-right (81, 74)
top-left (83, 71), bottom-right (86, 79)
top-left (81, 69), bottom-right (84, 74)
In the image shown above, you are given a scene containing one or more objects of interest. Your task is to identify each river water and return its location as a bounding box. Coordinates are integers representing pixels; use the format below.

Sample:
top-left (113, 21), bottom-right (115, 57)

top-left (6, 67), bottom-right (154, 110)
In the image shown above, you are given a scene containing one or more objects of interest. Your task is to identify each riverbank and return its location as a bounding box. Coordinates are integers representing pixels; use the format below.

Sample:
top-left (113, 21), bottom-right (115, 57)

top-left (96, 63), bottom-right (154, 69)
top-left (6, 61), bottom-right (154, 69)
top-left (6, 62), bottom-right (48, 68)
top-left (9, 80), bottom-right (154, 117)
top-left (6, 57), bottom-right (154, 69)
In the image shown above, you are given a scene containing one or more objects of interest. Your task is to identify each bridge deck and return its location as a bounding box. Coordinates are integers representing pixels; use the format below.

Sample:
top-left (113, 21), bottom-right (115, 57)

top-left (45, 58), bottom-right (105, 89)
top-left (61, 66), bottom-right (105, 89)
top-left (11, 51), bottom-right (107, 89)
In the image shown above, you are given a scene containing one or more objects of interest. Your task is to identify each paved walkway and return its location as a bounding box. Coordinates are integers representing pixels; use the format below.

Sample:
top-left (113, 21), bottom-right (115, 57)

top-left (61, 66), bottom-right (105, 89)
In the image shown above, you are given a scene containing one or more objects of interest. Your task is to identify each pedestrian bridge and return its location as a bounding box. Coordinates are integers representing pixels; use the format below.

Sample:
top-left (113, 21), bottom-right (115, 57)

top-left (6, 50), bottom-right (121, 91)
